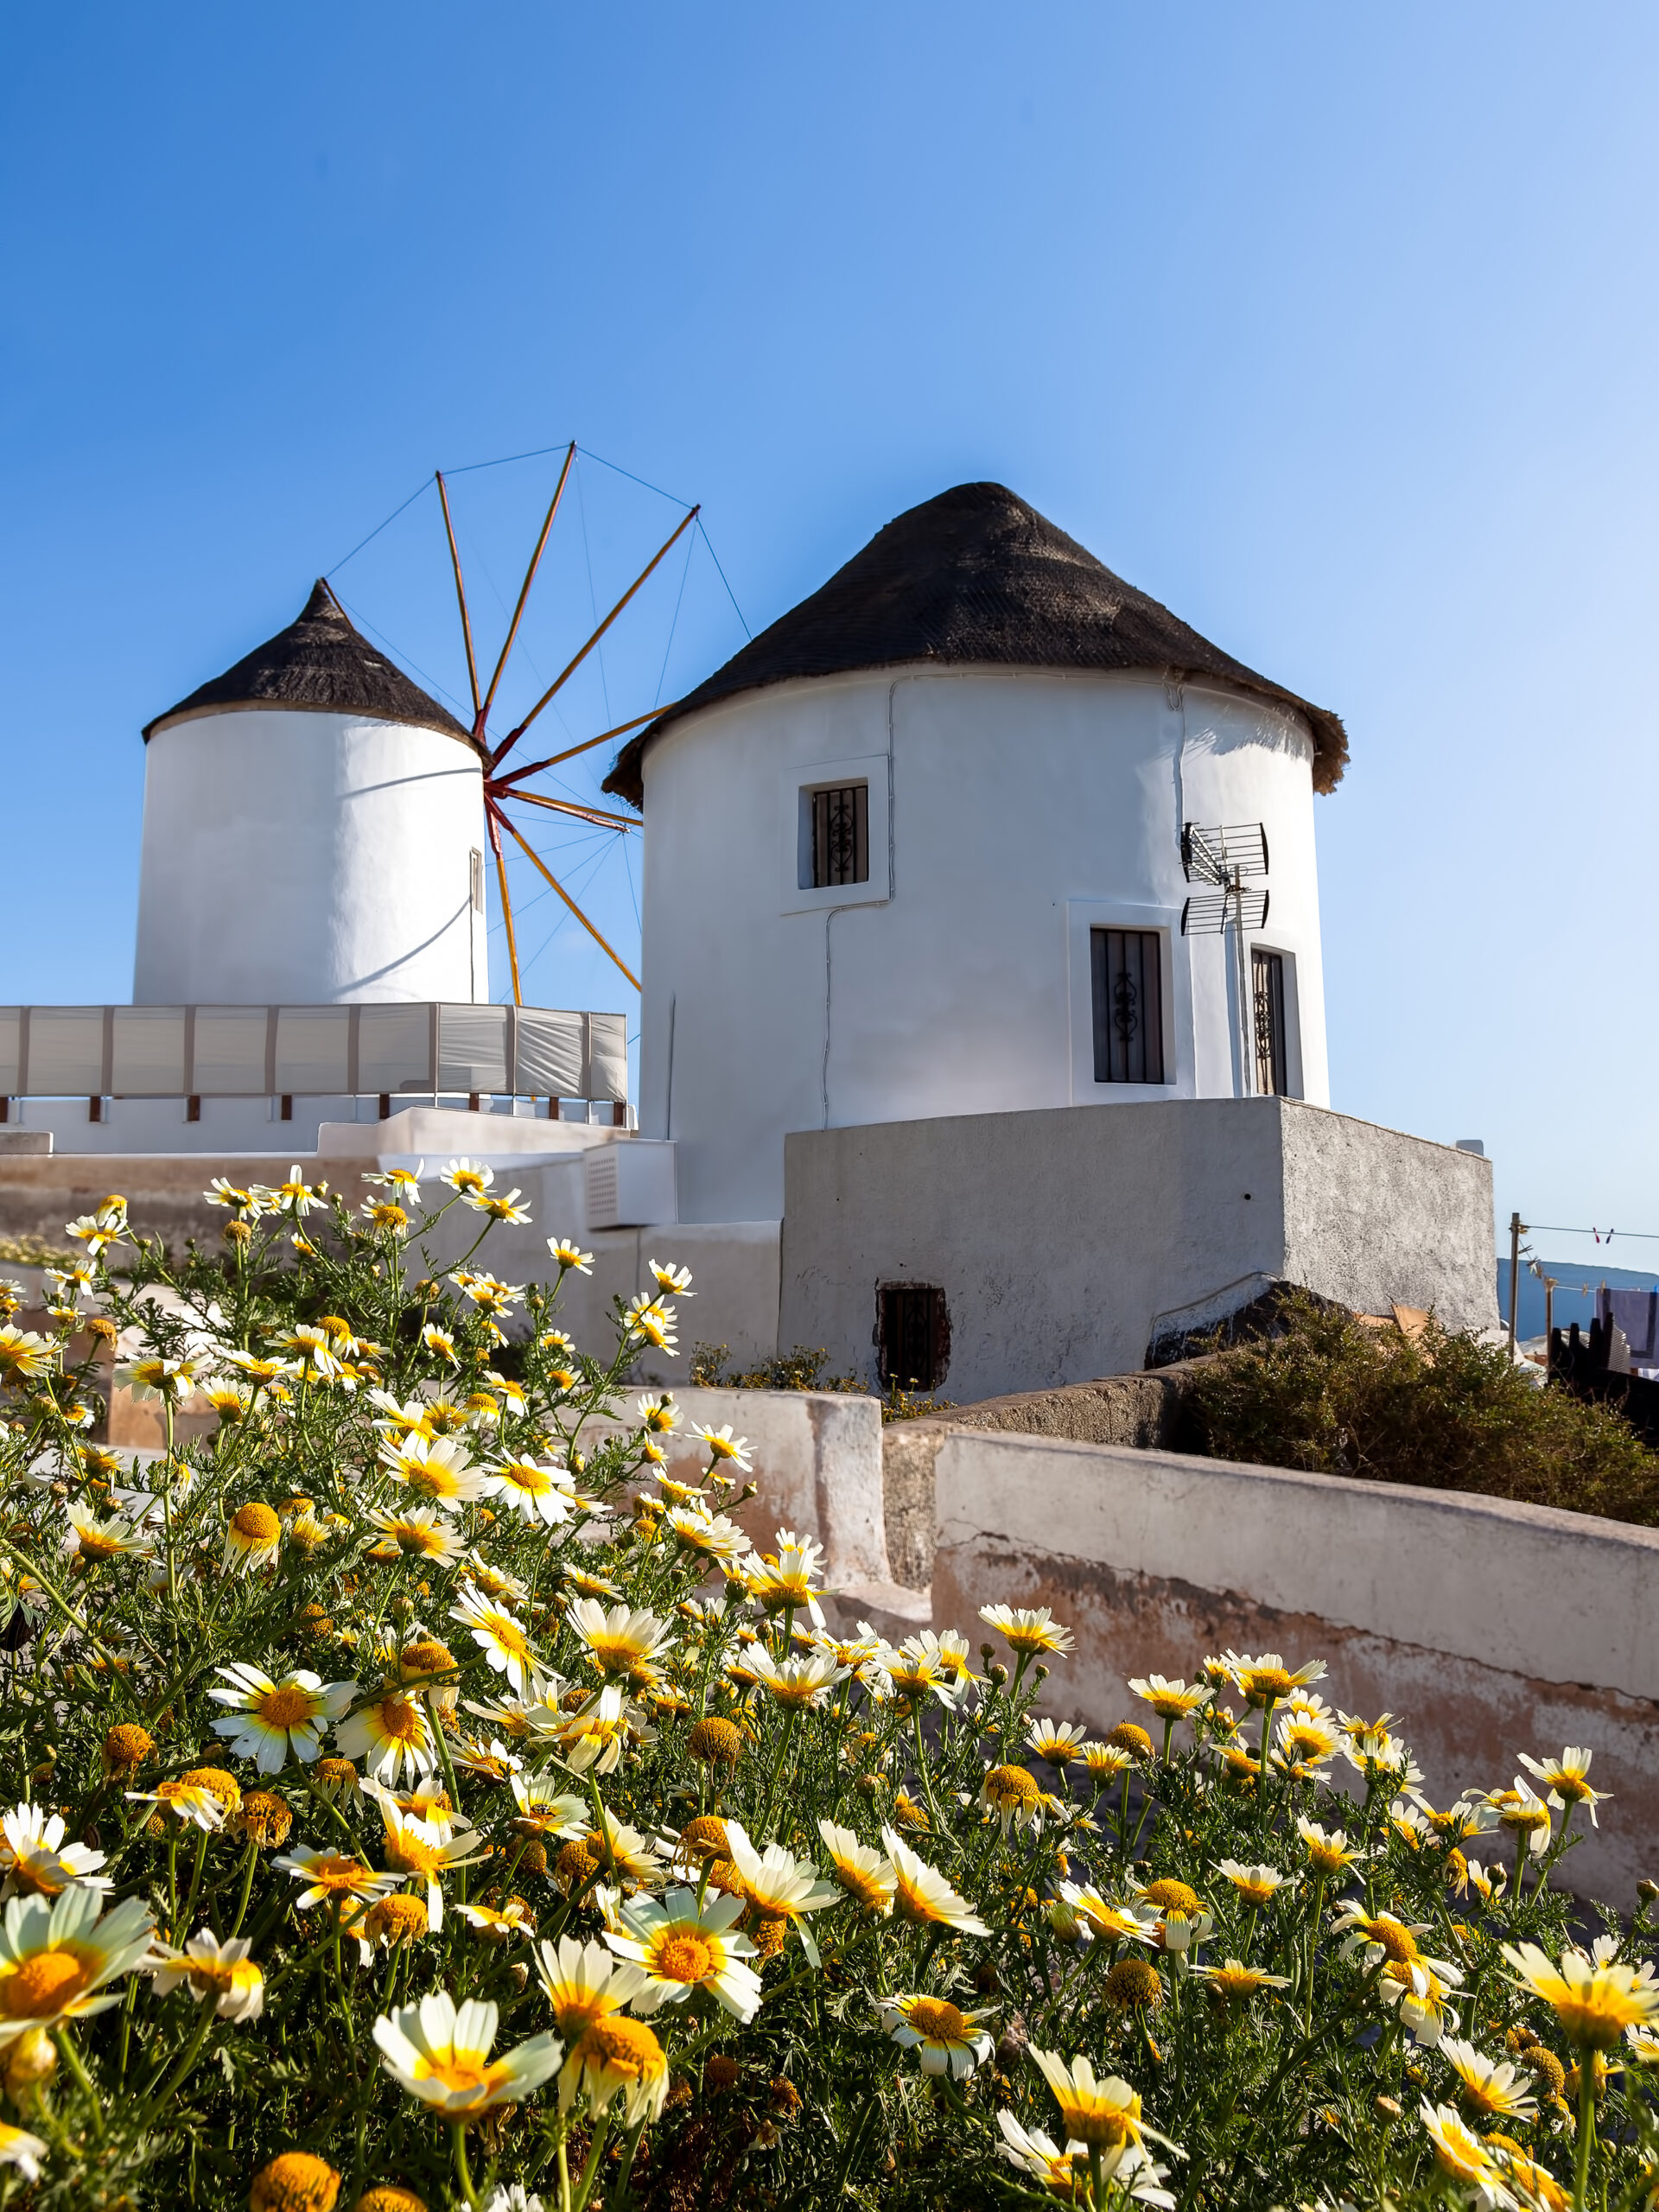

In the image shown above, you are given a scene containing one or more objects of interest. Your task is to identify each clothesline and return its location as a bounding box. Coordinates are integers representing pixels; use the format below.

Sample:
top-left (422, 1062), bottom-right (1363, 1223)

top-left (1523, 1224), bottom-right (1659, 1245)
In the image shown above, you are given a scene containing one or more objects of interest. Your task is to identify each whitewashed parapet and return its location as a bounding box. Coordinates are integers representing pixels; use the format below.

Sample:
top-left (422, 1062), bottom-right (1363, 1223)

top-left (931, 1431), bottom-right (1659, 1904)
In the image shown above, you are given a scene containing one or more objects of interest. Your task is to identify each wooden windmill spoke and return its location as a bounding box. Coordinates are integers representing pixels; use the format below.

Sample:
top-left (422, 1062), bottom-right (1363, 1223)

top-left (435, 471), bottom-right (483, 722)
top-left (491, 703), bottom-right (671, 791)
top-left (490, 829), bottom-right (524, 1008)
top-left (490, 505), bottom-right (701, 767)
top-left (494, 807), bottom-right (641, 991)
top-left (507, 790), bottom-right (639, 832)
top-left (480, 442), bottom-right (575, 724)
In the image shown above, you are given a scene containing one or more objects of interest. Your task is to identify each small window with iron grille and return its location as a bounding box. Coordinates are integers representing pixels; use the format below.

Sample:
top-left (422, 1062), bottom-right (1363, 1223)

top-left (1252, 948), bottom-right (1287, 1096)
top-left (807, 783), bottom-right (868, 889)
top-left (1090, 928), bottom-right (1166, 1084)
top-left (878, 1283), bottom-right (950, 1392)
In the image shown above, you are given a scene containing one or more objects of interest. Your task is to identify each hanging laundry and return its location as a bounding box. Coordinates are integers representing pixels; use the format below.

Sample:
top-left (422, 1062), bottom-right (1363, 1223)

top-left (1597, 1287), bottom-right (1659, 1367)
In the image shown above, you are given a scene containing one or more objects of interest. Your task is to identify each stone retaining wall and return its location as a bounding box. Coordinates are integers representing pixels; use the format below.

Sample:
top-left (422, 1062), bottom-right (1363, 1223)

top-left (930, 1428), bottom-right (1658, 1904)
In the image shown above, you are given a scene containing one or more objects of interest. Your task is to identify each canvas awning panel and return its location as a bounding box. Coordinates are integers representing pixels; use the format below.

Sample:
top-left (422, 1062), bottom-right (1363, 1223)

top-left (0, 1003), bottom-right (627, 1102)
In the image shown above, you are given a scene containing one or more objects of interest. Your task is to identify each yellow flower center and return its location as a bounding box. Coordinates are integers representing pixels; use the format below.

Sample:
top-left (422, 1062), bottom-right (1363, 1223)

top-left (1367, 1917), bottom-right (1420, 1966)
top-left (374, 1694), bottom-right (425, 1746)
top-left (893, 1873), bottom-right (942, 1923)
top-left (250, 2148), bottom-right (341, 2212)
top-left (3, 1949), bottom-right (91, 2016)
top-left (257, 1685), bottom-right (319, 1731)
top-left (580, 2014), bottom-right (664, 2081)
top-left (688, 1719), bottom-right (743, 1767)
top-left (1241, 1667), bottom-right (1294, 1704)
top-left (10, 1859), bottom-right (66, 1899)
top-left (1107, 1723), bottom-right (1154, 1758)
top-left (231, 1502), bottom-right (281, 1545)
top-left (984, 1764), bottom-right (1041, 1805)
top-left (353, 2188), bottom-right (427, 2212)
top-left (835, 1860), bottom-right (892, 1911)
top-left (906, 1996), bottom-right (968, 2040)
top-left (1105, 1958), bottom-right (1164, 2011)
top-left (415, 2051), bottom-right (499, 2094)
top-left (1003, 1622), bottom-right (1058, 1651)
top-left (188, 1955), bottom-right (243, 1997)
top-left (365, 1896), bottom-right (429, 1944)
top-left (502, 1464), bottom-right (550, 1495)
top-left (309, 1856), bottom-right (373, 1894)
top-left (387, 1832), bottom-right (446, 1878)
top-left (1284, 1724), bottom-right (1332, 1758)
top-left (748, 1910), bottom-right (788, 1956)
top-left (181, 1766), bottom-right (242, 1814)
top-left (1498, 1798), bottom-right (1550, 1831)
top-left (1064, 2092), bottom-right (1141, 2150)
top-left (655, 1931), bottom-right (715, 1983)
top-left (1141, 1878), bottom-right (1201, 1916)
top-left (399, 1642), bottom-right (456, 1681)
top-left (1557, 1989), bottom-right (1650, 2049)
top-left (1143, 1688), bottom-right (1195, 1718)
top-left (1209, 1966), bottom-right (1267, 1997)
top-left (484, 1613), bottom-right (531, 1662)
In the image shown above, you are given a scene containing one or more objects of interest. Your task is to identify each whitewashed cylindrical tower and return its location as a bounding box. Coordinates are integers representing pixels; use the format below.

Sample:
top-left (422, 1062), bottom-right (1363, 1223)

top-left (135, 581), bottom-right (489, 1006)
top-left (607, 484), bottom-right (1348, 1224)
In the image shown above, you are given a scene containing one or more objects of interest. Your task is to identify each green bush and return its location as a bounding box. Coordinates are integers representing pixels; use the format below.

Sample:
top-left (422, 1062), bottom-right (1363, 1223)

top-left (1186, 1292), bottom-right (1659, 1522)
top-left (688, 1342), bottom-right (952, 1424)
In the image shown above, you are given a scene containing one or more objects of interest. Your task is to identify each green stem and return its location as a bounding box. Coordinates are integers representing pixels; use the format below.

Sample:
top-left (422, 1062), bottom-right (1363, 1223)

top-left (1573, 2056), bottom-right (1597, 2212)
top-left (611, 2119), bottom-right (645, 2204)
top-left (230, 1840), bottom-right (259, 1937)
top-left (54, 2025), bottom-right (105, 2137)
top-left (1303, 1872), bottom-right (1325, 2035)
top-left (912, 1705), bottom-right (948, 1837)
top-left (178, 1825), bottom-right (209, 1931)
top-left (136, 1997), bottom-right (215, 2130)
top-left (573, 2113), bottom-right (611, 2212)
top-left (452, 2119), bottom-right (480, 2209)
top-left (759, 1707), bottom-right (798, 1837)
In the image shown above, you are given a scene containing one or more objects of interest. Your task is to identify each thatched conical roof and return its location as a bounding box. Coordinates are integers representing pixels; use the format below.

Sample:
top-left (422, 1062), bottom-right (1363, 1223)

top-left (604, 482), bottom-right (1346, 805)
top-left (144, 580), bottom-right (471, 745)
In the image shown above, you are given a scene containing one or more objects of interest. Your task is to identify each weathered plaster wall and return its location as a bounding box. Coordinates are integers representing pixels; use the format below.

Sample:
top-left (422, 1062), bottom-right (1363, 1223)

top-left (1279, 1107), bottom-right (1499, 1336)
top-left (781, 1097), bottom-right (1495, 1403)
top-left (881, 1367), bottom-right (1201, 1587)
top-left (585, 1385), bottom-right (890, 1592)
top-left (931, 1430), bottom-right (1656, 1902)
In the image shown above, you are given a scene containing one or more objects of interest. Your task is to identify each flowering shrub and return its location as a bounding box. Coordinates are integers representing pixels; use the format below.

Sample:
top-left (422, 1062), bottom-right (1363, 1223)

top-left (1188, 1291), bottom-right (1659, 1522)
top-left (0, 1172), bottom-right (1652, 2210)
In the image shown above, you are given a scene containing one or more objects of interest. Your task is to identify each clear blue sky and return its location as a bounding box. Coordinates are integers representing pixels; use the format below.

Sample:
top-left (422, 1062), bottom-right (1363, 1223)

top-left (4, 4), bottom-right (1656, 1266)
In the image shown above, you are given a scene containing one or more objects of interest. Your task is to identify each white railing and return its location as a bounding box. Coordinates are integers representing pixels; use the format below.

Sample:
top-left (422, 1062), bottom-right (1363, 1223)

top-left (0, 1003), bottom-right (626, 1103)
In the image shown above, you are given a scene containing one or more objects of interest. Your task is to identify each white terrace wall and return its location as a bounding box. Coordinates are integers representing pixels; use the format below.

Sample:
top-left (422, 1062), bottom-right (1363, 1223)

top-left (931, 1430), bottom-right (1659, 1904)
top-left (780, 1096), bottom-right (1497, 1403)
top-left (0, 1135), bottom-right (783, 1384)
